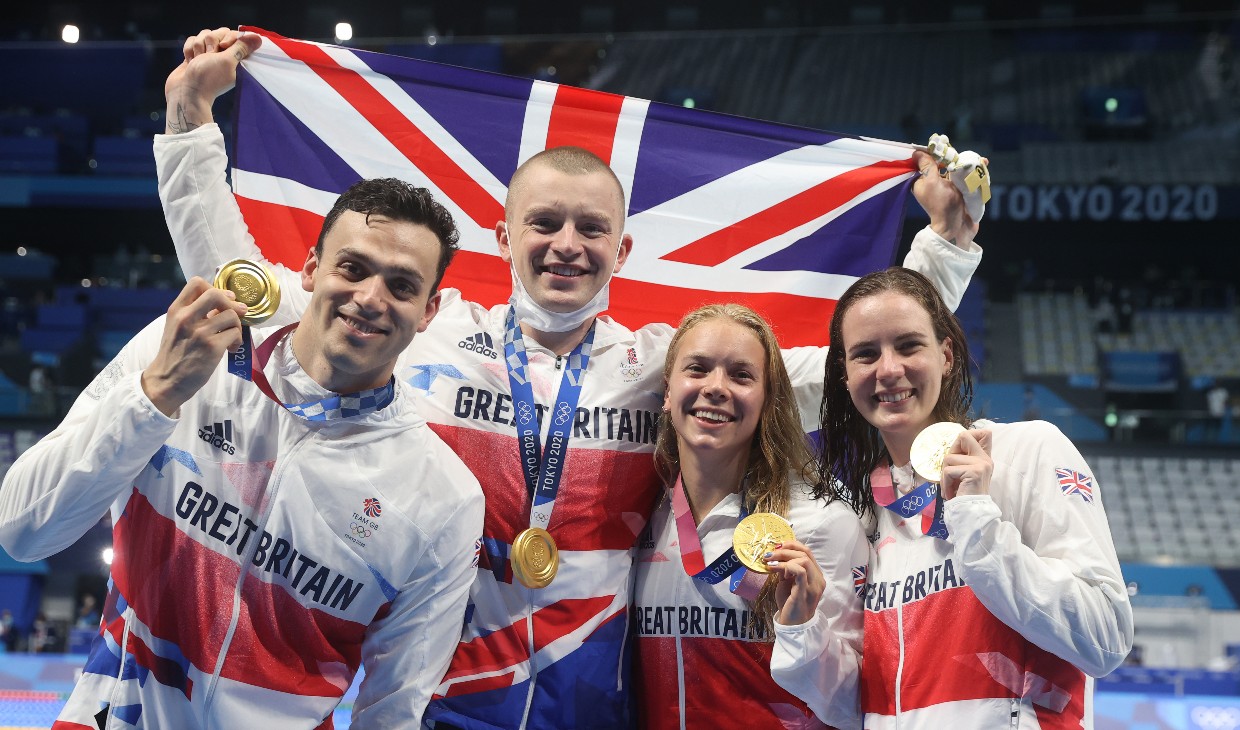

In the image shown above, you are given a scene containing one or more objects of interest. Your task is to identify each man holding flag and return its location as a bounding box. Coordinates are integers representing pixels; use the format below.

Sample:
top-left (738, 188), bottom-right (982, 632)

top-left (156, 27), bottom-right (988, 729)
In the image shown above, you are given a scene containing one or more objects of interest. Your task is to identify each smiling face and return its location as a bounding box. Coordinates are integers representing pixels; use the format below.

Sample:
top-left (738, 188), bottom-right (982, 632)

top-left (663, 318), bottom-right (767, 463)
top-left (498, 161), bottom-right (632, 314)
top-left (294, 210), bottom-right (442, 393)
top-left (840, 291), bottom-right (954, 463)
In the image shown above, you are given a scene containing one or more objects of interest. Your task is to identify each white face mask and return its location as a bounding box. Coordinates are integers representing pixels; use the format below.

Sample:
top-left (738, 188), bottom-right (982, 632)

top-left (507, 257), bottom-right (612, 333)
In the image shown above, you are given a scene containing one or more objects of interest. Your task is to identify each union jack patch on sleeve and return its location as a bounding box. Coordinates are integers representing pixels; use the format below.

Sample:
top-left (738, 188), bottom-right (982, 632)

top-left (852, 565), bottom-right (868, 597)
top-left (1055, 468), bottom-right (1095, 503)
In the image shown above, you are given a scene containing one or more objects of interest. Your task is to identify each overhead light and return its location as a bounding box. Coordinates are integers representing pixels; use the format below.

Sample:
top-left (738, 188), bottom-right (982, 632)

top-left (102, 547), bottom-right (114, 565)
top-left (335, 22), bottom-right (353, 42)
top-left (62, 25), bottom-right (80, 44)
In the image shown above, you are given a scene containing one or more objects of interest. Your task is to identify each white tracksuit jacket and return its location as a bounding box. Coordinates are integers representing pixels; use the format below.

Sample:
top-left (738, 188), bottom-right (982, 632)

top-left (0, 321), bottom-right (484, 730)
top-left (633, 481), bottom-right (867, 730)
top-left (772, 420), bottom-right (1134, 729)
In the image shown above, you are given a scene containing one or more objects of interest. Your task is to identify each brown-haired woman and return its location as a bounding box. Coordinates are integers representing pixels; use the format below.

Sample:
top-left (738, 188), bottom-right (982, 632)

top-left (772, 267), bottom-right (1133, 728)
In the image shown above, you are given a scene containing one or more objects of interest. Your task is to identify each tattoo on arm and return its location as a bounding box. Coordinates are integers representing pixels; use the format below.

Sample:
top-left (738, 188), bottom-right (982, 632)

top-left (167, 103), bottom-right (200, 134)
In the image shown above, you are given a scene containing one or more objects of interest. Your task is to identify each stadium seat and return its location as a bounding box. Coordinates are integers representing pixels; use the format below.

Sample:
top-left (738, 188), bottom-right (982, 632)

top-left (89, 135), bottom-right (155, 177)
top-left (0, 135), bottom-right (58, 174)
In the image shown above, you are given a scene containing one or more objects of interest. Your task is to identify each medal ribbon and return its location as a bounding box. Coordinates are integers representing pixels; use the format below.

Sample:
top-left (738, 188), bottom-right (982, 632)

top-left (228, 322), bottom-right (395, 421)
top-left (671, 475), bottom-right (767, 601)
top-left (504, 307), bottom-right (595, 530)
top-left (871, 464), bottom-right (949, 540)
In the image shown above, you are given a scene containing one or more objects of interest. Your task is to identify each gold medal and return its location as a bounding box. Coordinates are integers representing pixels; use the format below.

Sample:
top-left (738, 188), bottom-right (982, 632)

top-left (511, 527), bottom-right (559, 589)
top-left (910, 422), bottom-right (966, 483)
top-left (213, 259), bottom-right (281, 326)
top-left (732, 512), bottom-right (795, 574)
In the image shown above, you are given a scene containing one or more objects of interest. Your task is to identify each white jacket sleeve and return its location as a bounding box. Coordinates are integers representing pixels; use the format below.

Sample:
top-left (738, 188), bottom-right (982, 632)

top-left (901, 225), bottom-right (981, 313)
top-left (349, 492), bottom-right (484, 728)
top-left (782, 347), bottom-right (827, 434)
top-left (0, 320), bottom-right (178, 561)
top-left (943, 420), bottom-right (1134, 677)
top-left (154, 124), bottom-right (307, 326)
top-left (770, 504), bottom-right (868, 729)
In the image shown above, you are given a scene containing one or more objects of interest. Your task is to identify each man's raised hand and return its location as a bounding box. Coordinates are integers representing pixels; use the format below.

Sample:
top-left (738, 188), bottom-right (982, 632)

top-left (164, 28), bottom-right (262, 134)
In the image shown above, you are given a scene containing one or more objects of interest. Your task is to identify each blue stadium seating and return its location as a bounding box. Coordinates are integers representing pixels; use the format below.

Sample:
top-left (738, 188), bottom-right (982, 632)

top-left (90, 135), bottom-right (155, 176)
top-left (0, 136), bottom-right (58, 174)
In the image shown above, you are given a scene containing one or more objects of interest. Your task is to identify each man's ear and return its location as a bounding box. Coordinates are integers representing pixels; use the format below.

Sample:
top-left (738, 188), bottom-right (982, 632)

top-left (496, 220), bottom-right (512, 263)
top-left (417, 291), bottom-right (442, 334)
top-left (612, 233), bottom-right (634, 274)
top-left (301, 248), bottom-right (319, 293)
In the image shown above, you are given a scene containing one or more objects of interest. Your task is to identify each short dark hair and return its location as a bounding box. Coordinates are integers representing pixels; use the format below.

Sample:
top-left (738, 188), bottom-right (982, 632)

top-left (316, 178), bottom-right (460, 292)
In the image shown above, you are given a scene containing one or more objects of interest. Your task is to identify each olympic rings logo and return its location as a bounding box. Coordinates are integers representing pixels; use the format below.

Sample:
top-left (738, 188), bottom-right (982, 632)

top-left (350, 522), bottom-right (372, 539)
top-left (517, 402), bottom-right (534, 425)
top-left (903, 496), bottom-right (924, 509)
top-left (1191, 707), bottom-right (1240, 730)
top-left (554, 403), bottom-right (573, 425)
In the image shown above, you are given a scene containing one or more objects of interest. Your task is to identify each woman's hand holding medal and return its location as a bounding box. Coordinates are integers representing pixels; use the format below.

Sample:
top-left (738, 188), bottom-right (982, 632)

top-left (768, 538), bottom-right (826, 627)
top-left (912, 423), bottom-right (994, 501)
top-left (940, 429), bottom-right (992, 500)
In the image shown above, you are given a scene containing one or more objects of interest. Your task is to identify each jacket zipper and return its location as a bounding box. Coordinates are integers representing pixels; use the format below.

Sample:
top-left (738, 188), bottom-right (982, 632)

top-left (200, 431), bottom-right (308, 727)
top-left (104, 612), bottom-right (136, 730)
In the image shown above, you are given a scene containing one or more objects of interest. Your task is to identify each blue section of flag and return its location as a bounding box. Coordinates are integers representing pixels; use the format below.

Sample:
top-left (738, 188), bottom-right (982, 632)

top-left (235, 68), bottom-right (358, 194)
top-left (363, 53), bottom-right (532, 185)
top-left (630, 102), bottom-right (842, 216)
top-left (747, 178), bottom-right (912, 276)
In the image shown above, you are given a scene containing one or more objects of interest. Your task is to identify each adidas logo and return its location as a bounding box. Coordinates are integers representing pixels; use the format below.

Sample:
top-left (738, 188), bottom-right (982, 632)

top-left (198, 420), bottom-right (237, 455)
top-left (458, 331), bottom-right (498, 359)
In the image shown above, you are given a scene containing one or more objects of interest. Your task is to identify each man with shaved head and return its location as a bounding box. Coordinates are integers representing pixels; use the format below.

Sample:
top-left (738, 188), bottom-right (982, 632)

top-left (156, 27), bottom-right (988, 729)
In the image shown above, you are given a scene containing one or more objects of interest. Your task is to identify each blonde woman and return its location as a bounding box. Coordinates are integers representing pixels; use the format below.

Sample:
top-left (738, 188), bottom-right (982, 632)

top-left (632, 303), bottom-right (865, 729)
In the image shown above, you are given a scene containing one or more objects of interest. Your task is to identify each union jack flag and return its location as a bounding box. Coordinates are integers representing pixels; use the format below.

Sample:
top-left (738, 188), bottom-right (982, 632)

top-left (853, 564), bottom-right (868, 597)
top-left (1055, 468), bottom-right (1095, 503)
top-left (230, 27), bottom-right (920, 346)
top-left (362, 497), bottom-right (382, 518)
